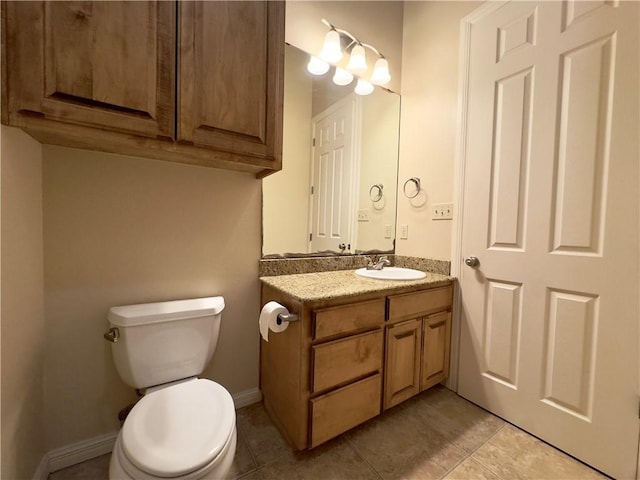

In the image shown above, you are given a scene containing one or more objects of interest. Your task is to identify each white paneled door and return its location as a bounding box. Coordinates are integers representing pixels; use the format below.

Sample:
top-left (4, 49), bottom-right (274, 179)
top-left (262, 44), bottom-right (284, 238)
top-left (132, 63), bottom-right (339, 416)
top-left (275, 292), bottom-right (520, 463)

top-left (457, 1), bottom-right (639, 478)
top-left (310, 96), bottom-right (357, 253)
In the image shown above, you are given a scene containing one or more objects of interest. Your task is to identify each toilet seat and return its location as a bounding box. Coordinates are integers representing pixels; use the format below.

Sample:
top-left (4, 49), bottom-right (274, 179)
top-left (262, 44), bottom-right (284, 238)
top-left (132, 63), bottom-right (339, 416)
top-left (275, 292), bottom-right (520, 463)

top-left (121, 379), bottom-right (235, 478)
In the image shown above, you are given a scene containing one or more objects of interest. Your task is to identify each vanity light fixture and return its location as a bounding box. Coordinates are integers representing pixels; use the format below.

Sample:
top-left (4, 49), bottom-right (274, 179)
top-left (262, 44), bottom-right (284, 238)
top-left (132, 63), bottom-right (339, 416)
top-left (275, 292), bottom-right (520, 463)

top-left (319, 28), bottom-right (343, 64)
top-left (306, 19), bottom-right (391, 95)
top-left (371, 58), bottom-right (391, 86)
top-left (346, 44), bottom-right (368, 75)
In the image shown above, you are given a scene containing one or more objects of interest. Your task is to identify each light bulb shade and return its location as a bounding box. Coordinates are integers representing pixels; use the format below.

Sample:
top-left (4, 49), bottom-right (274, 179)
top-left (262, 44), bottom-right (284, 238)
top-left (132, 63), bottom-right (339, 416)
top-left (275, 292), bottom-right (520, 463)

top-left (307, 56), bottom-right (330, 76)
top-left (354, 78), bottom-right (374, 96)
top-left (319, 29), bottom-right (343, 63)
top-left (346, 44), bottom-right (368, 75)
top-left (370, 58), bottom-right (391, 86)
top-left (332, 67), bottom-right (354, 86)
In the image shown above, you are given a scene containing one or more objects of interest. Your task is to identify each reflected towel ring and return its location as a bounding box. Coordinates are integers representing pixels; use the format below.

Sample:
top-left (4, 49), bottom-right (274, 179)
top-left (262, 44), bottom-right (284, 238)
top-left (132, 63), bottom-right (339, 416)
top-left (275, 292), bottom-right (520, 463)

top-left (369, 184), bottom-right (383, 202)
top-left (403, 177), bottom-right (421, 198)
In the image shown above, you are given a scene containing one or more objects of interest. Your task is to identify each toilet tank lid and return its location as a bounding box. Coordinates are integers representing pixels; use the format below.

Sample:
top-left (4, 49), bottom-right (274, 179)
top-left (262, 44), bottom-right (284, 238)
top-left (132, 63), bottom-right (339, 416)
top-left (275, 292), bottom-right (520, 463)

top-left (108, 296), bottom-right (225, 327)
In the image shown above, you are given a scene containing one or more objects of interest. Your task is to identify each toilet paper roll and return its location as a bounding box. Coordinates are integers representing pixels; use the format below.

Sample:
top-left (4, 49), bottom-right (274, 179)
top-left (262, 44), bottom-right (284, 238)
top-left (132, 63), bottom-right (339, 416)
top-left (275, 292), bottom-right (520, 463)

top-left (259, 301), bottom-right (290, 342)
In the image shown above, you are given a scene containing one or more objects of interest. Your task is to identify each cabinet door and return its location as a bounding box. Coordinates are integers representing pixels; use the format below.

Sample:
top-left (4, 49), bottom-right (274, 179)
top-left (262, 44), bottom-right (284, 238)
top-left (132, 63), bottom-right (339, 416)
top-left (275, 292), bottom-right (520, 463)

top-left (178, 1), bottom-right (284, 167)
top-left (384, 318), bottom-right (421, 410)
top-left (2, 1), bottom-right (175, 138)
top-left (421, 311), bottom-right (452, 391)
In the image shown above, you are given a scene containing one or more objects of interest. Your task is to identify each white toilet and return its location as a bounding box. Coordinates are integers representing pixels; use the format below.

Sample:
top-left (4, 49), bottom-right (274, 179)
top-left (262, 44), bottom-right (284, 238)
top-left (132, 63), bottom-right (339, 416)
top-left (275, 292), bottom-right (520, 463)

top-left (105, 296), bottom-right (237, 480)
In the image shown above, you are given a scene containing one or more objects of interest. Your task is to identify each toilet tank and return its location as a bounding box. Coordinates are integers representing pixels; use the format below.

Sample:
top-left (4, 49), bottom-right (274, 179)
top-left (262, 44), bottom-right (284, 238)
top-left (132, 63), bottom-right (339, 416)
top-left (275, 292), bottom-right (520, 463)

top-left (107, 296), bottom-right (225, 389)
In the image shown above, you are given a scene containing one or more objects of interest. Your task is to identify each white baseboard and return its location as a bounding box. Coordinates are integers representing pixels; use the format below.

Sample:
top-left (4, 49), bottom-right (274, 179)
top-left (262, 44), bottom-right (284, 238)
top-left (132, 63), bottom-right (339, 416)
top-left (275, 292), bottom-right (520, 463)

top-left (233, 387), bottom-right (262, 409)
top-left (33, 455), bottom-right (50, 480)
top-left (47, 430), bottom-right (118, 474)
top-left (40, 387), bottom-right (262, 477)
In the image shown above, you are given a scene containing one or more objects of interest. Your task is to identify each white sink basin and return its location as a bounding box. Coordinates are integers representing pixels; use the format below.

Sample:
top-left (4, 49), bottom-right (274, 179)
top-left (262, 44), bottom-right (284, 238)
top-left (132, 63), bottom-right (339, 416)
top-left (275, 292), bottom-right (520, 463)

top-left (355, 267), bottom-right (427, 281)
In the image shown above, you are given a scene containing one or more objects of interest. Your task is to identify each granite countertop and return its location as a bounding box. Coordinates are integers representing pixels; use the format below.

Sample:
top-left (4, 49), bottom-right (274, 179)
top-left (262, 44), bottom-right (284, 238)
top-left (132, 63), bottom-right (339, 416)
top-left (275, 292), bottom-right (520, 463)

top-left (259, 269), bottom-right (453, 303)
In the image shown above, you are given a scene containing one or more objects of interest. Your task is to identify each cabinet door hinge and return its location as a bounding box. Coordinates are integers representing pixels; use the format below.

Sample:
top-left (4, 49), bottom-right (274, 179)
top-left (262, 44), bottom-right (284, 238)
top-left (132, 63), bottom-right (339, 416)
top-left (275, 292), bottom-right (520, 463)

top-left (309, 233), bottom-right (313, 241)
top-left (311, 186), bottom-right (314, 195)
top-left (312, 138), bottom-right (316, 146)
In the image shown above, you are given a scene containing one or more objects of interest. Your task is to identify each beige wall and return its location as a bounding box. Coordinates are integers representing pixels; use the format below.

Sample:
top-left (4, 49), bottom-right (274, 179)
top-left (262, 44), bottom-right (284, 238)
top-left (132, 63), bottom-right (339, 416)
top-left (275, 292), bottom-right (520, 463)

top-left (395, 1), bottom-right (480, 260)
top-left (263, 45), bottom-right (313, 255)
top-left (1, 126), bottom-right (46, 479)
top-left (286, 1), bottom-right (404, 94)
top-left (42, 146), bottom-right (262, 449)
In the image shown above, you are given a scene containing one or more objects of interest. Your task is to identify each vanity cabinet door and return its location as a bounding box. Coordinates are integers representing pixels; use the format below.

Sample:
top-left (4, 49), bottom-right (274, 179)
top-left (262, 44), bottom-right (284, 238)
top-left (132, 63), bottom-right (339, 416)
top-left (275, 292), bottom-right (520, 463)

top-left (384, 318), bottom-right (421, 410)
top-left (2, 1), bottom-right (175, 138)
top-left (178, 1), bottom-right (284, 169)
top-left (421, 311), bottom-right (452, 391)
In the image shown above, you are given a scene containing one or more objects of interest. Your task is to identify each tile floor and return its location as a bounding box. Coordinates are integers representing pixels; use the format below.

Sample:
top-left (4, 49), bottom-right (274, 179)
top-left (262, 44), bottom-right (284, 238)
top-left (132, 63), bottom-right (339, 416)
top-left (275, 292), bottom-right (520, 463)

top-left (48, 386), bottom-right (607, 480)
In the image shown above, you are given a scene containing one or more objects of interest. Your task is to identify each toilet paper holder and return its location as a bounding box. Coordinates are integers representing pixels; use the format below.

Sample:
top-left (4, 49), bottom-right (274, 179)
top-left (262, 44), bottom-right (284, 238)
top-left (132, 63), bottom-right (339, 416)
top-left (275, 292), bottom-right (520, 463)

top-left (276, 312), bottom-right (299, 325)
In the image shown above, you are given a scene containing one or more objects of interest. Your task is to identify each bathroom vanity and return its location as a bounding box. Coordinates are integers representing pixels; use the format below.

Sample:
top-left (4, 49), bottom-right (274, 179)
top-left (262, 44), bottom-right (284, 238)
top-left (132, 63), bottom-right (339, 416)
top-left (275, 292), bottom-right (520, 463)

top-left (259, 269), bottom-right (453, 450)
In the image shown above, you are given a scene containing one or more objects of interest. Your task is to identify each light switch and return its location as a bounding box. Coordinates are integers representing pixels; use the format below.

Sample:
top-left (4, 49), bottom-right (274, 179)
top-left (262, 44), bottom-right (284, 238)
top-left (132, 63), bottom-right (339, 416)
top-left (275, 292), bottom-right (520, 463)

top-left (399, 224), bottom-right (409, 239)
top-left (432, 203), bottom-right (453, 220)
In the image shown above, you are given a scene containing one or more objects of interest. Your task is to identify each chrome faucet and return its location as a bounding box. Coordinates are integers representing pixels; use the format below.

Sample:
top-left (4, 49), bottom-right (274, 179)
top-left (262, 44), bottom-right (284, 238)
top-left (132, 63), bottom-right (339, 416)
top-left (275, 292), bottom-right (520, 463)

top-left (366, 255), bottom-right (391, 270)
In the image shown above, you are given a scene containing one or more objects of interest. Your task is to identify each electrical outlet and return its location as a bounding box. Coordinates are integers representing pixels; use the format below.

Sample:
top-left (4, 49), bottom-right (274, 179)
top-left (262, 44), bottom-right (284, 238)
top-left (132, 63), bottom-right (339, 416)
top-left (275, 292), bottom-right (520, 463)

top-left (432, 203), bottom-right (453, 220)
top-left (358, 209), bottom-right (369, 222)
top-left (384, 224), bottom-right (392, 239)
top-left (399, 224), bottom-right (409, 239)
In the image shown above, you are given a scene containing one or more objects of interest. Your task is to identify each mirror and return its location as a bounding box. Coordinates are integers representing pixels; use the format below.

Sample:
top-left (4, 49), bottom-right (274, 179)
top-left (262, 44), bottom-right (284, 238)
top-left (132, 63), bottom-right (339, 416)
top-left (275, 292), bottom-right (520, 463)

top-left (262, 44), bottom-right (400, 257)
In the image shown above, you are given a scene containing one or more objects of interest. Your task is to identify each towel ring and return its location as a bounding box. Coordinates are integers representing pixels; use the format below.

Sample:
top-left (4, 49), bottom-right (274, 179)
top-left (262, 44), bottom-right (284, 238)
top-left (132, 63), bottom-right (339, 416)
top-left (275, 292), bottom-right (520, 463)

top-left (369, 184), bottom-right (383, 203)
top-left (403, 177), bottom-right (421, 199)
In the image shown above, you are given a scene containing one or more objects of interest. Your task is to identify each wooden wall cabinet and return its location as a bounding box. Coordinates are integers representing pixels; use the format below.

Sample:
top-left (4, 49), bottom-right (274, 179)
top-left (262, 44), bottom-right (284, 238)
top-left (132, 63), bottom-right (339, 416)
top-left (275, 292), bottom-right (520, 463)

top-left (260, 281), bottom-right (453, 450)
top-left (1, 1), bottom-right (284, 177)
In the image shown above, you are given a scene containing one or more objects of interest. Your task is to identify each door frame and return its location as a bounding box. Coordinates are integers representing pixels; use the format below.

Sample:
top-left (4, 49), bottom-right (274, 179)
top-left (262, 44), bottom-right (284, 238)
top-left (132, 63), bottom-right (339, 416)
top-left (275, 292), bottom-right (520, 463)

top-left (307, 93), bottom-right (362, 254)
top-left (448, 0), bottom-right (508, 392)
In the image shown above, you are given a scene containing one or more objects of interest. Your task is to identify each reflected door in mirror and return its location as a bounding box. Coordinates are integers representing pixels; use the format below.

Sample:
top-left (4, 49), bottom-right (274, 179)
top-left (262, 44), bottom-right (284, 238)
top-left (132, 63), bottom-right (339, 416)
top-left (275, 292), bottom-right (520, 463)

top-left (311, 96), bottom-right (356, 253)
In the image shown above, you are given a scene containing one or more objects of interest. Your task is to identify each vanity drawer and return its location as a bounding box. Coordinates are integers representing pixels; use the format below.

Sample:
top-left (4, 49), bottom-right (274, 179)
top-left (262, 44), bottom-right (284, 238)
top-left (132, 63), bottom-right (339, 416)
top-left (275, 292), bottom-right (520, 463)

top-left (313, 298), bottom-right (385, 340)
top-left (310, 373), bottom-right (381, 448)
top-left (387, 284), bottom-right (453, 323)
top-left (311, 329), bottom-right (383, 393)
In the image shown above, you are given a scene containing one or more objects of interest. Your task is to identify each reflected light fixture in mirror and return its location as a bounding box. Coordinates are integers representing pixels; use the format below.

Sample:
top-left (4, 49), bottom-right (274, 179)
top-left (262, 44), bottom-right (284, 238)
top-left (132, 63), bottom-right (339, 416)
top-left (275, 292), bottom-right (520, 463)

top-left (355, 78), bottom-right (374, 96)
top-left (333, 67), bottom-right (354, 86)
top-left (306, 18), bottom-right (391, 96)
top-left (307, 56), bottom-right (329, 75)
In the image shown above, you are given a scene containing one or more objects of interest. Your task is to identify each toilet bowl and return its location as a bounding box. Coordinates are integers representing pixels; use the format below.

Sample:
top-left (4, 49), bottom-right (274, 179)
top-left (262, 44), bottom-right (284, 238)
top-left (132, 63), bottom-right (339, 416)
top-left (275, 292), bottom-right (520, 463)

top-left (104, 297), bottom-right (236, 480)
top-left (109, 378), bottom-right (236, 480)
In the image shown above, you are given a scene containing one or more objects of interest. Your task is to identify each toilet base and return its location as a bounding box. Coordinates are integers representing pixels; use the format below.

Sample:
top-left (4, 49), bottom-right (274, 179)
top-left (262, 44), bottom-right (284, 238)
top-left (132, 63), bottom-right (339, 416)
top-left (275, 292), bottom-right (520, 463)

top-left (109, 426), bottom-right (237, 480)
